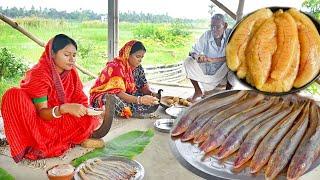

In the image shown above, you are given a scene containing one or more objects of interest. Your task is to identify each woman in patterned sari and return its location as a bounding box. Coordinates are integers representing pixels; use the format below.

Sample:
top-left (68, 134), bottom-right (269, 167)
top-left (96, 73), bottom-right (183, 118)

top-left (1, 34), bottom-right (114, 163)
top-left (90, 40), bottom-right (160, 118)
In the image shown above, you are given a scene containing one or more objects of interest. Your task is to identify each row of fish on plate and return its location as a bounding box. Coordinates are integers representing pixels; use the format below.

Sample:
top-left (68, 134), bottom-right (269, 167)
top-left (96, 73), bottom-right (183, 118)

top-left (77, 158), bottom-right (138, 180)
top-left (171, 90), bottom-right (320, 179)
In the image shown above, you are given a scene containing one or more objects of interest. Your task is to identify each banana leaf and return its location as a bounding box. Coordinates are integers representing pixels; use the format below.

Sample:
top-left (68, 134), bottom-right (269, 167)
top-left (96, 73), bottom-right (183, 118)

top-left (72, 129), bottom-right (154, 167)
top-left (0, 168), bottom-right (14, 180)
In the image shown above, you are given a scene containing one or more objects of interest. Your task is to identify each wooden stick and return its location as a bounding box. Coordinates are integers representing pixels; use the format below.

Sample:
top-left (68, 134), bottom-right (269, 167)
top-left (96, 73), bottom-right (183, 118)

top-left (75, 63), bottom-right (98, 79)
top-left (0, 13), bottom-right (98, 79)
top-left (210, 0), bottom-right (236, 20)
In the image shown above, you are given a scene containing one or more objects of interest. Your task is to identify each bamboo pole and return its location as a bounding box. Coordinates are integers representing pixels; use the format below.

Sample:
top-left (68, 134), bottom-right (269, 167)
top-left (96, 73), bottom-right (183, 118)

top-left (0, 13), bottom-right (45, 47)
top-left (0, 13), bottom-right (98, 79)
top-left (210, 0), bottom-right (236, 20)
top-left (74, 64), bottom-right (98, 79)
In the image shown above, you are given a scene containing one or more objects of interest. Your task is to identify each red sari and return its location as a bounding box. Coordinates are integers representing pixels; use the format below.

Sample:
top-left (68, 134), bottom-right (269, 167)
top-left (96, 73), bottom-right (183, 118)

top-left (1, 39), bottom-right (99, 163)
top-left (90, 40), bottom-right (137, 115)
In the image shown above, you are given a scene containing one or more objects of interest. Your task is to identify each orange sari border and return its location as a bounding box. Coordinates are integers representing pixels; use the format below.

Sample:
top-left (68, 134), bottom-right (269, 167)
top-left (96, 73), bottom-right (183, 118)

top-left (90, 76), bottom-right (126, 94)
top-left (90, 40), bottom-right (138, 102)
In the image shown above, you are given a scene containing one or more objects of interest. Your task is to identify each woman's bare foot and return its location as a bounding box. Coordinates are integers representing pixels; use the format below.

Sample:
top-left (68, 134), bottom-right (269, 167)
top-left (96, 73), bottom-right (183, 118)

top-left (187, 92), bottom-right (203, 103)
top-left (81, 138), bottom-right (105, 148)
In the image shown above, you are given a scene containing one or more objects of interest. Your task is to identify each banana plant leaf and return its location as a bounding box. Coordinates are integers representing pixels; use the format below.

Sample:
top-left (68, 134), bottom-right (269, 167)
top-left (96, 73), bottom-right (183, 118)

top-left (72, 129), bottom-right (154, 167)
top-left (0, 168), bottom-right (14, 180)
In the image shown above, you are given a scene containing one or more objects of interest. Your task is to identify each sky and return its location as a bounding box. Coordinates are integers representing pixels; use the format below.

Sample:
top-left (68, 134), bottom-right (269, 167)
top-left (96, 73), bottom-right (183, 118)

top-left (0, 0), bottom-right (306, 19)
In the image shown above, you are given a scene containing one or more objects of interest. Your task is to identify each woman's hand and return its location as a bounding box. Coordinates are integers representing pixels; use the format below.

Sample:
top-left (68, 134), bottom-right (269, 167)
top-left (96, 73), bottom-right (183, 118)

top-left (197, 55), bottom-right (208, 63)
top-left (151, 89), bottom-right (163, 99)
top-left (151, 92), bottom-right (160, 99)
top-left (141, 95), bottom-right (159, 106)
top-left (60, 103), bottom-right (87, 118)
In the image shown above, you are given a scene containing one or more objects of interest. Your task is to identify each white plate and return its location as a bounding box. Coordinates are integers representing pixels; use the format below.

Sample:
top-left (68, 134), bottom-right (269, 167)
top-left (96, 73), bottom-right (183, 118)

top-left (165, 106), bottom-right (186, 118)
top-left (154, 119), bottom-right (175, 133)
top-left (87, 108), bottom-right (103, 116)
top-left (74, 156), bottom-right (144, 180)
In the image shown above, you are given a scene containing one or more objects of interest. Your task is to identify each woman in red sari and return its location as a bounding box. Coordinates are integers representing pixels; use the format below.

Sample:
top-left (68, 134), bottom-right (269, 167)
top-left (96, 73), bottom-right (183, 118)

top-left (1, 34), bottom-right (114, 163)
top-left (90, 40), bottom-right (160, 118)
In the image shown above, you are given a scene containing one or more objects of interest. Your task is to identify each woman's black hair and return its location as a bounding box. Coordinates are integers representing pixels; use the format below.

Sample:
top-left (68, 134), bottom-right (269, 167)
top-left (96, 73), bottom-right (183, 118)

top-left (130, 41), bottom-right (146, 55)
top-left (52, 34), bottom-right (77, 53)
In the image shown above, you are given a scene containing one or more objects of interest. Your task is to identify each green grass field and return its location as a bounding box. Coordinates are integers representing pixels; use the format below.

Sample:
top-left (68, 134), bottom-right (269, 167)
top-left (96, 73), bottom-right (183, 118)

top-left (0, 18), bottom-right (207, 76)
top-left (0, 18), bottom-right (207, 101)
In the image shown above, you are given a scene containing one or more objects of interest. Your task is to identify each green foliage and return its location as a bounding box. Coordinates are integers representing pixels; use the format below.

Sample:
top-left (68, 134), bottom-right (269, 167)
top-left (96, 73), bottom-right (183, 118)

top-left (306, 83), bottom-right (320, 95)
top-left (16, 17), bottom-right (67, 29)
top-left (0, 77), bottom-right (21, 104)
top-left (0, 6), bottom-right (101, 21)
top-left (133, 23), bottom-right (191, 47)
top-left (0, 168), bottom-right (14, 180)
top-left (0, 48), bottom-right (28, 80)
top-left (72, 129), bottom-right (154, 167)
top-left (303, 0), bottom-right (320, 19)
top-left (0, 19), bottom-right (204, 98)
top-left (0, 6), bottom-right (200, 24)
top-left (81, 20), bottom-right (107, 28)
top-left (78, 42), bottom-right (93, 59)
top-left (133, 24), bottom-right (157, 39)
top-left (119, 22), bottom-right (137, 31)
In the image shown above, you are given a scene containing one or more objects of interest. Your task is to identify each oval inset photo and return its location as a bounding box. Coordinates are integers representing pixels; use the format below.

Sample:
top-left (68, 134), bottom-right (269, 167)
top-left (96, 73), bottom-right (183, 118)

top-left (226, 7), bottom-right (320, 96)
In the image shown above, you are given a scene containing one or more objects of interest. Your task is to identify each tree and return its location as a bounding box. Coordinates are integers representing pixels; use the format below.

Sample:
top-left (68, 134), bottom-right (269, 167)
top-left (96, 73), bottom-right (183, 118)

top-left (303, 0), bottom-right (320, 19)
top-left (208, 4), bottom-right (215, 16)
top-left (0, 6), bottom-right (198, 23)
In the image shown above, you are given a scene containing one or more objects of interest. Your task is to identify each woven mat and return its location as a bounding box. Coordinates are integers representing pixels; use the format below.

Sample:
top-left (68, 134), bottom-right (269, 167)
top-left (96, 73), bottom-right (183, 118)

top-left (0, 115), bottom-right (94, 170)
top-left (0, 144), bottom-right (94, 170)
top-left (0, 114), bottom-right (160, 170)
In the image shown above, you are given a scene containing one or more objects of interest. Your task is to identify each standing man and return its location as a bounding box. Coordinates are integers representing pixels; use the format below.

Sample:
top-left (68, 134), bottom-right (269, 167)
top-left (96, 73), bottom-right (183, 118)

top-left (184, 14), bottom-right (233, 102)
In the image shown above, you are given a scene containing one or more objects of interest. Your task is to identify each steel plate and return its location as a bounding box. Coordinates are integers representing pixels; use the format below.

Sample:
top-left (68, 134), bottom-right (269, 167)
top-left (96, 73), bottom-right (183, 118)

top-left (169, 90), bottom-right (320, 179)
top-left (154, 119), bottom-right (175, 133)
top-left (74, 156), bottom-right (144, 180)
top-left (165, 106), bottom-right (186, 118)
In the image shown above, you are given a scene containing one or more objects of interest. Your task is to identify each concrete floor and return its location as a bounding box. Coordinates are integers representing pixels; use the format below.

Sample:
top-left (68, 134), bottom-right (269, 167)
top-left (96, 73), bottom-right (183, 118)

top-left (0, 115), bottom-right (202, 180)
top-left (1, 84), bottom-right (320, 180)
top-left (0, 84), bottom-right (203, 180)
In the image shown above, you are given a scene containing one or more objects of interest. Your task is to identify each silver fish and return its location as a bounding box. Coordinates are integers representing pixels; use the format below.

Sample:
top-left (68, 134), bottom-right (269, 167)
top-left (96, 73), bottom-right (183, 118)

top-left (199, 94), bottom-right (266, 153)
top-left (250, 104), bottom-right (304, 173)
top-left (171, 91), bottom-right (247, 136)
top-left (194, 93), bottom-right (264, 144)
top-left (217, 101), bottom-right (283, 159)
top-left (265, 102), bottom-right (310, 179)
top-left (234, 105), bottom-right (293, 168)
top-left (287, 103), bottom-right (320, 179)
